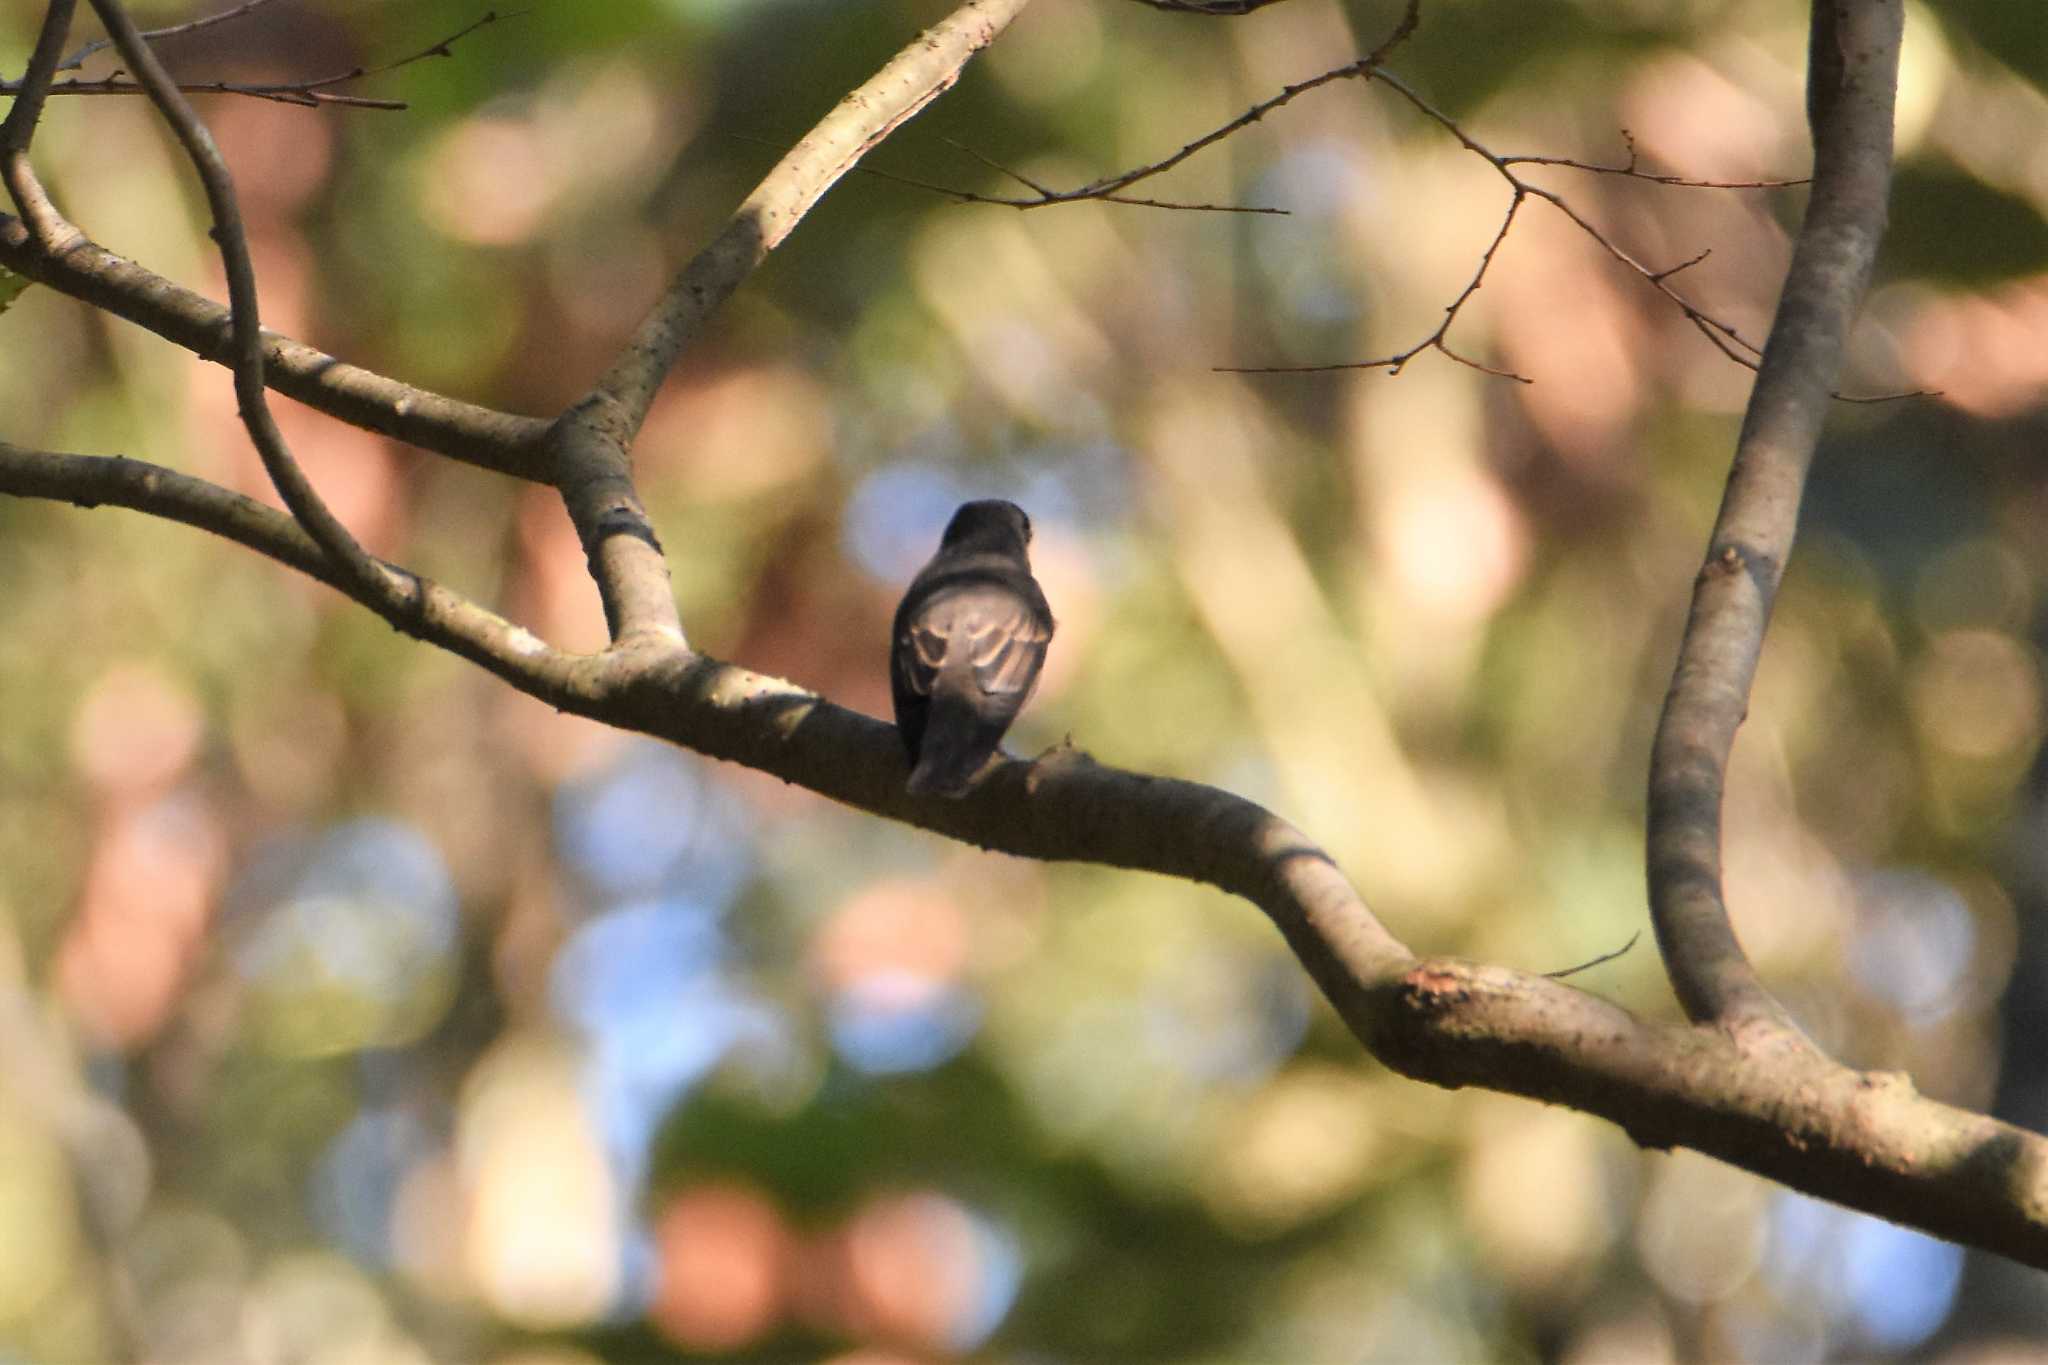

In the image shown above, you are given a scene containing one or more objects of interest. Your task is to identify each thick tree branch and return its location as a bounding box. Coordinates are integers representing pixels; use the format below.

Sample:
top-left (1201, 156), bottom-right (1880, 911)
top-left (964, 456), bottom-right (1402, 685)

top-left (6, 438), bottom-right (2048, 1269)
top-left (0, 213), bottom-right (550, 477)
top-left (0, 442), bottom-right (594, 705)
top-left (547, 0), bottom-right (1035, 649)
top-left (1646, 0), bottom-right (1902, 1032)
top-left (1369, 961), bottom-right (2048, 1269)
top-left (591, 0), bottom-right (1035, 434)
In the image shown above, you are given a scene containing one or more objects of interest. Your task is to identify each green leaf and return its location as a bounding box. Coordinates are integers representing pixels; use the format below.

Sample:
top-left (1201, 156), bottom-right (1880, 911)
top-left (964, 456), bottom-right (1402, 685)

top-left (0, 267), bottom-right (29, 316)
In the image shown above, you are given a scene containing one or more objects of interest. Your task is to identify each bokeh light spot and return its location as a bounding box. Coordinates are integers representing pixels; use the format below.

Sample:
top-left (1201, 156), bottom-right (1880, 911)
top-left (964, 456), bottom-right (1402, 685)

top-left (650, 1181), bottom-right (790, 1351)
top-left (228, 819), bottom-right (461, 1057)
top-left (553, 744), bottom-right (751, 906)
top-left (1847, 869), bottom-right (1977, 1021)
top-left (69, 662), bottom-right (203, 796)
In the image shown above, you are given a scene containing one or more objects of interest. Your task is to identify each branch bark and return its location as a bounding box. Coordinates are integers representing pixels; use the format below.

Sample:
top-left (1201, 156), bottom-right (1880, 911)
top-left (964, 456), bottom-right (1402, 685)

top-left (593, 0), bottom-right (1036, 435)
top-left (1646, 0), bottom-right (1902, 1033)
top-left (0, 212), bottom-right (551, 477)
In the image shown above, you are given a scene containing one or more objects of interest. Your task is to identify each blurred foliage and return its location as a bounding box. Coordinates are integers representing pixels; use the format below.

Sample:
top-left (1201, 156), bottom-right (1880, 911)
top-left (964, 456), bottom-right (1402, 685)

top-left (1886, 164), bottom-right (2048, 287)
top-left (3, 0), bottom-right (2048, 1362)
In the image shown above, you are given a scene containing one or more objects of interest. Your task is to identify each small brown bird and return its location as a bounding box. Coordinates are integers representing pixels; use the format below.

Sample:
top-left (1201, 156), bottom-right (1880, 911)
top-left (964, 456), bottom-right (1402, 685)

top-left (890, 500), bottom-right (1055, 797)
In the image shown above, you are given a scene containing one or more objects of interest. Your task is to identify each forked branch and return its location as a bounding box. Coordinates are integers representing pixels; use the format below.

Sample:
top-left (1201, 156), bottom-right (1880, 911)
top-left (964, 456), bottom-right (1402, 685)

top-left (86, 0), bottom-right (405, 613)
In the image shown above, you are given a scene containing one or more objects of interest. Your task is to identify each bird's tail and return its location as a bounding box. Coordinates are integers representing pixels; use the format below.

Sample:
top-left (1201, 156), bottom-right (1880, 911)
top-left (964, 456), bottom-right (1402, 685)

top-left (906, 694), bottom-right (990, 798)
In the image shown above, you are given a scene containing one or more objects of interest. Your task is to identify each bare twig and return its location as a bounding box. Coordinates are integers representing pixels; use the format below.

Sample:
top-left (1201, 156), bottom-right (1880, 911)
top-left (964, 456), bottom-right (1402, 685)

top-left (866, 0), bottom-right (1808, 385)
top-left (1545, 931), bottom-right (1642, 980)
top-left (15, 9), bottom-right (518, 113)
top-left (1218, 186), bottom-right (1533, 380)
top-left (1251, 63), bottom-right (1782, 378)
top-left (86, 0), bottom-right (406, 611)
top-left (860, 0), bottom-right (1419, 216)
top-left (29, 76), bottom-right (405, 109)
top-left (58, 0), bottom-right (288, 71)
top-left (857, 158), bottom-right (1288, 215)
top-left (1645, 0), bottom-right (1904, 1033)
top-left (1502, 129), bottom-right (1810, 190)
top-left (374, 8), bottom-right (517, 71)
top-left (881, 0), bottom-right (1886, 394)
top-left (1649, 247), bottom-right (1712, 282)
top-left (1124, 0), bottom-right (1294, 12)
top-left (947, 58), bottom-right (1368, 210)
top-left (1209, 61), bottom-right (1918, 396)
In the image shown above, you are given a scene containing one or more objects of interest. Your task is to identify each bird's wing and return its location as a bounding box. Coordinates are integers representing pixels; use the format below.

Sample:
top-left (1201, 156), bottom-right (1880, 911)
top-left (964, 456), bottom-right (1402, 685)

top-left (899, 586), bottom-right (1050, 701)
top-left (962, 592), bottom-right (1051, 699)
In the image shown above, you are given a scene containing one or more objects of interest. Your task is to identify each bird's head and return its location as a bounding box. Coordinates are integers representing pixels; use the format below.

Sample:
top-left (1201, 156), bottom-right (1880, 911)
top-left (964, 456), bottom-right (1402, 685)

top-left (939, 499), bottom-right (1033, 553)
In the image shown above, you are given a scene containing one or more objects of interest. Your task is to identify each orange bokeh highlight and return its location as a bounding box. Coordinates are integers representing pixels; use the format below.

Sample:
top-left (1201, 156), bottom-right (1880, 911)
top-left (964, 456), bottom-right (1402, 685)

top-left (69, 663), bottom-right (203, 798)
top-left (810, 881), bottom-right (968, 1001)
top-left (794, 1191), bottom-right (985, 1354)
top-left (56, 795), bottom-right (225, 1049)
top-left (1901, 277), bottom-right (2048, 418)
top-left (60, 664), bottom-right (223, 1049)
top-left (650, 1182), bottom-right (791, 1352)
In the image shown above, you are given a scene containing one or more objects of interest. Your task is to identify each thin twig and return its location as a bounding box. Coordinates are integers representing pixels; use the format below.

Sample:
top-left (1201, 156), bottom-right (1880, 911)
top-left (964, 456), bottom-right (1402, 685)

top-left (1545, 931), bottom-right (1642, 980)
top-left (35, 76), bottom-right (405, 109)
top-left (865, 0), bottom-right (1419, 216)
top-left (1503, 129), bottom-right (1810, 190)
top-left (1213, 60), bottom-right (1918, 397)
top-left (923, 135), bottom-right (1287, 214)
top-left (58, 0), bottom-right (288, 70)
top-left (1374, 67), bottom-right (1775, 371)
top-left (856, 159), bottom-right (1288, 215)
top-left (1219, 187), bottom-right (1533, 380)
top-left (1124, 0), bottom-right (1294, 12)
top-left (15, 8), bottom-right (518, 113)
